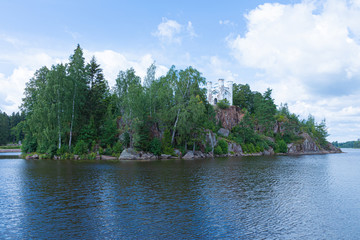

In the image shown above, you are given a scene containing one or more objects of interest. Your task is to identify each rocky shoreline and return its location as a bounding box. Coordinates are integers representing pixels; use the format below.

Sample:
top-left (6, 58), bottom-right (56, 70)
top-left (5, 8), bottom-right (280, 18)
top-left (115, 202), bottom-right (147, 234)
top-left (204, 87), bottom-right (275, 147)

top-left (23, 147), bottom-right (341, 161)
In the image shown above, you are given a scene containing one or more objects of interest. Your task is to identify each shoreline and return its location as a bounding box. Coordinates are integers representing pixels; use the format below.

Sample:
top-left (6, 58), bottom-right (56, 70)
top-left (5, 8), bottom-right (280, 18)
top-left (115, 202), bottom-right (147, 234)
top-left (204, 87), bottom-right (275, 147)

top-left (20, 149), bottom-right (342, 161)
top-left (0, 149), bottom-right (21, 153)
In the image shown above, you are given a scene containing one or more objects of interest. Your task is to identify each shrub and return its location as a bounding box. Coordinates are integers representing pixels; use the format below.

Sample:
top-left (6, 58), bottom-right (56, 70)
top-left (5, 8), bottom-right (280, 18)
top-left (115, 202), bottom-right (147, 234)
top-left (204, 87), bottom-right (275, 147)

top-left (74, 140), bottom-right (88, 155)
top-left (47, 144), bottom-right (57, 157)
top-left (150, 138), bottom-right (162, 156)
top-left (217, 99), bottom-right (230, 109)
top-left (87, 152), bottom-right (97, 160)
top-left (99, 146), bottom-right (104, 155)
top-left (214, 145), bottom-right (223, 155)
top-left (205, 144), bottom-right (213, 153)
top-left (112, 141), bottom-right (123, 154)
top-left (57, 145), bottom-right (69, 156)
top-left (217, 139), bottom-right (228, 154)
top-left (247, 143), bottom-right (256, 153)
top-left (104, 144), bottom-right (113, 155)
top-left (276, 139), bottom-right (288, 153)
top-left (241, 143), bottom-right (248, 153)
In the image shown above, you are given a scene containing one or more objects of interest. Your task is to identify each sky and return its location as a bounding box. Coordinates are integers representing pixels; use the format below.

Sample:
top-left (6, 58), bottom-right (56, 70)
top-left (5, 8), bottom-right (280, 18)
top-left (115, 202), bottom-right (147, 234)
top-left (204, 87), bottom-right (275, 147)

top-left (1, 0), bottom-right (360, 142)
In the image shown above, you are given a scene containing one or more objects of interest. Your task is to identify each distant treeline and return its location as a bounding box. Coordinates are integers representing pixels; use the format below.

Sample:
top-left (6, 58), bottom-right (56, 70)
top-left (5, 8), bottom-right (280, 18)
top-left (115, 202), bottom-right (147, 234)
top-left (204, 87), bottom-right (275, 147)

top-left (0, 111), bottom-right (25, 145)
top-left (332, 141), bottom-right (360, 148)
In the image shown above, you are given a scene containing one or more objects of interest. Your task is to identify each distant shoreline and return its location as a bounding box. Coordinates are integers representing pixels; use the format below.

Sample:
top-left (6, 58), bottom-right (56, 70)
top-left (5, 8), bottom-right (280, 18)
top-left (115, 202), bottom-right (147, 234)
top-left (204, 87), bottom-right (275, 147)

top-left (0, 149), bottom-right (21, 153)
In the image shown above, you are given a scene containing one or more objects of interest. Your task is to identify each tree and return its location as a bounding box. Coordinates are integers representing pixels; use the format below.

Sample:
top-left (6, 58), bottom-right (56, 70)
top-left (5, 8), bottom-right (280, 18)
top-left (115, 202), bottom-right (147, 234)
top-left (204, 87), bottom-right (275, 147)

top-left (170, 66), bottom-right (206, 145)
top-left (84, 56), bottom-right (109, 138)
top-left (115, 68), bottom-right (145, 147)
top-left (67, 44), bottom-right (87, 150)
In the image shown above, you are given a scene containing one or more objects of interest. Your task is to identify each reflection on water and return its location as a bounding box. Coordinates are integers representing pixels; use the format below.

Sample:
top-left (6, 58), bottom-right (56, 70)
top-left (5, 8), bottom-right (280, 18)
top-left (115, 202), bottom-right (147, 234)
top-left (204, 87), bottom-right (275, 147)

top-left (0, 150), bottom-right (360, 239)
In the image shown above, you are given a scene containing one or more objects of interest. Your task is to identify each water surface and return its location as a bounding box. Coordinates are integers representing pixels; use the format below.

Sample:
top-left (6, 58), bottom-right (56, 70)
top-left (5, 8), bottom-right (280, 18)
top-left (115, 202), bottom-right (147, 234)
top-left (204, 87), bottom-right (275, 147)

top-left (1, 150), bottom-right (359, 239)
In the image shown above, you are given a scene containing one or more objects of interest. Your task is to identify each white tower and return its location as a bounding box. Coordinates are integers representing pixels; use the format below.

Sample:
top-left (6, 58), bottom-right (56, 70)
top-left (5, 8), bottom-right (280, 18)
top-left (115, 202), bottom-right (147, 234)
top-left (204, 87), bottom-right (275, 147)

top-left (207, 78), bottom-right (233, 106)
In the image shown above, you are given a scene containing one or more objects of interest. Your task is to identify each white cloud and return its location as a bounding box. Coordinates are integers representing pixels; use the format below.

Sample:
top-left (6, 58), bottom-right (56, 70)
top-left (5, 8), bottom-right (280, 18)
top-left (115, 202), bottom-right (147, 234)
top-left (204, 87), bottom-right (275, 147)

top-left (153, 18), bottom-right (197, 44)
top-left (228, 0), bottom-right (360, 141)
top-left (219, 20), bottom-right (236, 26)
top-left (0, 46), bottom-right (169, 114)
top-left (84, 50), bottom-right (168, 86)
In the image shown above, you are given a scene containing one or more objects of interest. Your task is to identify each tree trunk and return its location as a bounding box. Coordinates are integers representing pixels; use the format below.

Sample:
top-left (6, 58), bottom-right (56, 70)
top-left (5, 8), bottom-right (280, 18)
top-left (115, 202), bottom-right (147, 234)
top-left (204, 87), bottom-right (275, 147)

top-left (57, 88), bottom-right (61, 149)
top-left (69, 83), bottom-right (76, 150)
top-left (171, 108), bottom-right (180, 145)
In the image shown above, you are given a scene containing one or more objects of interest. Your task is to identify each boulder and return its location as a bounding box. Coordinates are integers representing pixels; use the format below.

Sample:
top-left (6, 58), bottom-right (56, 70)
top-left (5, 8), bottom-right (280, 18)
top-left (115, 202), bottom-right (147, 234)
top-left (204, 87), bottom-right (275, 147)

top-left (119, 148), bottom-right (140, 160)
top-left (263, 147), bottom-right (275, 156)
top-left (183, 151), bottom-right (195, 159)
top-left (160, 154), bottom-right (172, 159)
top-left (228, 142), bottom-right (242, 154)
top-left (194, 151), bottom-right (205, 158)
top-left (140, 152), bottom-right (156, 160)
top-left (218, 128), bottom-right (230, 137)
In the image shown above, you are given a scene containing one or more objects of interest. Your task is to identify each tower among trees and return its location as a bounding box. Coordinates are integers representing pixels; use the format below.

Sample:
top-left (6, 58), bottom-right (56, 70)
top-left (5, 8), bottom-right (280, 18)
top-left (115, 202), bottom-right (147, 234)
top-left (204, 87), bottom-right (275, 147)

top-left (207, 79), bottom-right (233, 105)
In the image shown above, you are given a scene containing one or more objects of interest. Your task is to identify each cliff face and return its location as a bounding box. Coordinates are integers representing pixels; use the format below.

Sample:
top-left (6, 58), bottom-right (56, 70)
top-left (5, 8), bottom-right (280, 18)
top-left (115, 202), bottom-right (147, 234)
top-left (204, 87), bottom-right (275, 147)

top-left (287, 133), bottom-right (341, 154)
top-left (214, 107), bottom-right (341, 155)
top-left (216, 106), bottom-right (244, 131)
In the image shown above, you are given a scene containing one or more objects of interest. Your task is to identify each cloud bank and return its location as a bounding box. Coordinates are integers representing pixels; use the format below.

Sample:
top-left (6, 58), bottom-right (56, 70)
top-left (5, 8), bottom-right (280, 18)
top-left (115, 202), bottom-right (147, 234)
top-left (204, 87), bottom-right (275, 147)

top-left (228, 0), bottom-right (360, 141)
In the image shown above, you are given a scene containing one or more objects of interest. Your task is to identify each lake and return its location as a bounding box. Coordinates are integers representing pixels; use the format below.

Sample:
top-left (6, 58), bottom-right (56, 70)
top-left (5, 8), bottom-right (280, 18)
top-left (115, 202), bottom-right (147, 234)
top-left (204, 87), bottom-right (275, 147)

top-left (1, 150), bottom-right (360, 239)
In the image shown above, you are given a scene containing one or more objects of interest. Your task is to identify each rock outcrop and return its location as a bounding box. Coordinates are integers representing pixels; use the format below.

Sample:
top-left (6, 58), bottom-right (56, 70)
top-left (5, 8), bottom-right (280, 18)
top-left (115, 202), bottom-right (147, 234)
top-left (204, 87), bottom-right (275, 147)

top-left (228, 142), bottom-right (242, 155)
top-left (119, 148), bottom-right (140, 160)
top-left (287, 132), bottom-right (341, 154)
top-left (216, 106), bottom-right (244, 131)
top-left (218, 128), bottom-right (230, 137)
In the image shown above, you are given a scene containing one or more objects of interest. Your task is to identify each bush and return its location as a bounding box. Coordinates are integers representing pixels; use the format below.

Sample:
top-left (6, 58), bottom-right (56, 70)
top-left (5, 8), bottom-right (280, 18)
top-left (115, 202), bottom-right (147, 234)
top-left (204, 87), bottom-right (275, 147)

top-left (104, 144), bottom-right (113, 155)
top-left (150, 138), bottom-right (162, 156)
top-left (99, 147), bottom-right (104, 155)
top-left (87, 152), bottom-right (97, 160)
top-left (47, 144), bottom-right (57, 157)
top-left (217, 99), bottom-right (230, 109)
top-left (217, 139), bottom-right (228, 154)
top-left (276, 139), bottom-right (288, 153)
top-left (112, 141), bottom-right (123, 154)
top-left (57, 145), bottom-right (69, 156)
top-left (247, 143), bottom-right (256, 153)
top-left (205, 144), bottom-right (213, 153)
top-left (74, 140), bottom-right (88, 155)
top-left (214, 145), bottom-right (223, 155)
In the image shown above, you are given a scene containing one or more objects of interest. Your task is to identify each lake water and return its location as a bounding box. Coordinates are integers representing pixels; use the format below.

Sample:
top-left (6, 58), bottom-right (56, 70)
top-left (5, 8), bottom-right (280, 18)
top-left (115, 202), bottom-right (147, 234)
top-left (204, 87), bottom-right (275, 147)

top-left (1, 150), bottom-right (360, 239)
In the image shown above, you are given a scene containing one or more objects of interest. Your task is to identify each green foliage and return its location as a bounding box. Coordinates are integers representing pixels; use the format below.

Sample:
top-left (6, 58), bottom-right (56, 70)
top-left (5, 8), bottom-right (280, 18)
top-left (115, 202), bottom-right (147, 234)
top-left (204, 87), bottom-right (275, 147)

top-left (150, 138), bottom-right (162, 156)
top-left (112, 141), bottom-right (123, 154)
top-left (17, 46), bottom-right (331, 158)
top-left (214, 145), bottom-right (223, 155)
top-left (162, 129), bottom-right (174, 155)
top-left (21, 135), bottom-right (37, 153)
top-left (275, 140), bottom-right (288, 153)
top-left (87, 152), bottom-right (97, 160)
top-left (99, 146), bottom-right (104, 155)
top-left (217, 139), bottom-right (228, 154)
top-left (57, 145), bottom-right (69, 156)
top-left (74, 140), bottom-right (88, 155)
top-left (217, 99), bottom-right (230, 109)
top-left (104, 144), bottom-right (113, 155)
top-left (134, 122), bottom-right (151, 151)
top-left (205, 144), bottom-right (212, 153)
top-left (333, 140), bottom-right (360, 148)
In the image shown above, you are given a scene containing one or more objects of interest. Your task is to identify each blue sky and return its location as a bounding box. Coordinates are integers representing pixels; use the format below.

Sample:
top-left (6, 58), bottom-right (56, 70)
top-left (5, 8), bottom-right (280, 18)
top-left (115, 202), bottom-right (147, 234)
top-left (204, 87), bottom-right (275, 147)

top-left (1, 0), bottom-right (360, 142)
